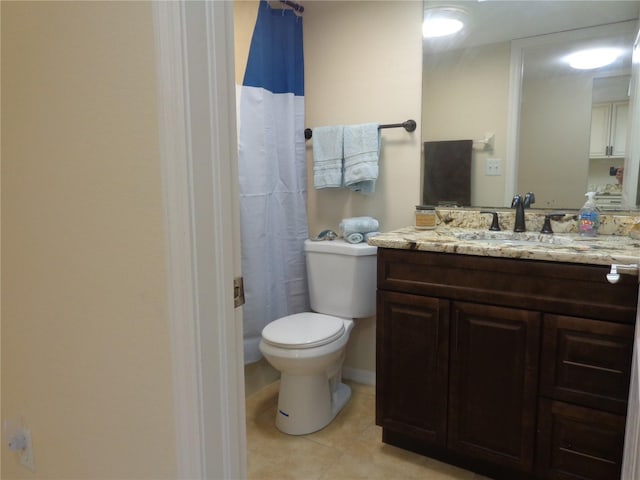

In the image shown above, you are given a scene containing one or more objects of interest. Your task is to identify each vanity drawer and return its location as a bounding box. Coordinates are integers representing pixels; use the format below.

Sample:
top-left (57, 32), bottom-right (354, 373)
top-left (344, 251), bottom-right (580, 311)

top-left (540, 314), bottom-right (634, 414)
top-left (377, 249), bottom-right (637, 324)
top-left (536, 399), bottom-right (625, 480)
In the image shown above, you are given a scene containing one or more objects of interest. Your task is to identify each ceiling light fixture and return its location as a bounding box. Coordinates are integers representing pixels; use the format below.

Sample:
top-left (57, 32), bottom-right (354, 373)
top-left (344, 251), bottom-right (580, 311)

top-left (423, 7), bottom-right (468, 39)
top-left (565, 48), bottom-right (622, 70)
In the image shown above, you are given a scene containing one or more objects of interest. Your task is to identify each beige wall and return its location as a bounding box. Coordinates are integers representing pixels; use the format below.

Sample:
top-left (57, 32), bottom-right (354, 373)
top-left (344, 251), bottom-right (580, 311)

top-left (1, 2), bottom-right (176, 478)
top-left (233, 0), bottom-right (259, 85)
top-left (304, 1), bottom-right (423, 235)
top-left (422, 42), bottom-right (511, 207)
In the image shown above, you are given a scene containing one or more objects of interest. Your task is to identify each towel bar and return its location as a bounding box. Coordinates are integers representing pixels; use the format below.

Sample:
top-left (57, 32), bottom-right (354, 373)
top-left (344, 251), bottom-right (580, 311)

top-left (304, 119), bottom-right (416, 140)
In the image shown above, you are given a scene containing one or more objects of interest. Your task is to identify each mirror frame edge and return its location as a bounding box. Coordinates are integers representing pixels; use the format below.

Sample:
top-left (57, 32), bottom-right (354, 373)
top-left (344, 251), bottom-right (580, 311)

top-left (624, 24), bottom-right (640, 208)
top-left (505, 38), bottom-right (523, 206)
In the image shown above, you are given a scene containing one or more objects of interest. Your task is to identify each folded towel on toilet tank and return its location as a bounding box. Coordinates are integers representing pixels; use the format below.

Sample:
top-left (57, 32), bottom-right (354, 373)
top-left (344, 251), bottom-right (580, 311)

top-left (345, 232), bottom-right (365, 244)
top-left (339, 216), bottom-right (380, 237)
top-left (364, 231), bottom-right (380, 241)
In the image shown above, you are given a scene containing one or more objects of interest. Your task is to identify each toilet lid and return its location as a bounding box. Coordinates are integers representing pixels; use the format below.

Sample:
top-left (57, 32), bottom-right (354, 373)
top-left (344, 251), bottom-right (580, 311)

top-left (261, 313), bottom-right (345, 349)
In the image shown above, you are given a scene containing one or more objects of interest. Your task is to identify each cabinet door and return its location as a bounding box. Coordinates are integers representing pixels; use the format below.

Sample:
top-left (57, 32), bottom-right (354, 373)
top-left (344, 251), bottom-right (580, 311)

top-left (590, 103), bottom-right (612, 158)
top-left (589, 102), bottom-right (628, 158)
top-left (376, 291), bottom-right (449, 446)
top-left (448, 301), bottom-right (541, 473)
top-left (537, 399), bottom-right (625, 480)
top-left (610, 102), bottom-right (628, 157)
top-left (541, 314), bottom-right (633, 415)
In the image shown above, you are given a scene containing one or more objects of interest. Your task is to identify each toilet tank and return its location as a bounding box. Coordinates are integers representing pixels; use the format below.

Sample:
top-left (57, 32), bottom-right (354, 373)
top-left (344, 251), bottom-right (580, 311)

top-left (304, 239), bottom-right (377, 318)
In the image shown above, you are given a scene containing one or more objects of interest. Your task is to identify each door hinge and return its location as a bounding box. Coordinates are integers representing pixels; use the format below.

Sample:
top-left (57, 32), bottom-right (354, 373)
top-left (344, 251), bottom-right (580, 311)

top-left (234, 277), bottom-right (245, 308)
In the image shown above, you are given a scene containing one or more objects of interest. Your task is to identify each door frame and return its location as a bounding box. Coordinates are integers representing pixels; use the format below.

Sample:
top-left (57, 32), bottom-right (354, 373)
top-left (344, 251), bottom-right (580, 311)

top-left (153, 1), bottom-right (246, 478)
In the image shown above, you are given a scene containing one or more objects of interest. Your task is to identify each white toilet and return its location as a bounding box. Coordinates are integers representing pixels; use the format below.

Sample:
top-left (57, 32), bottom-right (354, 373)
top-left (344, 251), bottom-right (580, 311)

top-left (259, 238), bottom-right (377, 435)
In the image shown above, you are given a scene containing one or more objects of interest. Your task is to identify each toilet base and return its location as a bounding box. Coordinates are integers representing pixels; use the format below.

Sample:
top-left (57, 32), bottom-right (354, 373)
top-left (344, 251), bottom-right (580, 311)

top-left (331, 381), bottom-right (351, 417)
top-left (275, 373), bottom-right (352, 435)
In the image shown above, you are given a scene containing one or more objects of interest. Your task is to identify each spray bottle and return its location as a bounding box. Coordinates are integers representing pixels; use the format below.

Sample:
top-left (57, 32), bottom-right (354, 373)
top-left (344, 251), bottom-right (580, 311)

top-left (578, 192), bottom-right (600, 237)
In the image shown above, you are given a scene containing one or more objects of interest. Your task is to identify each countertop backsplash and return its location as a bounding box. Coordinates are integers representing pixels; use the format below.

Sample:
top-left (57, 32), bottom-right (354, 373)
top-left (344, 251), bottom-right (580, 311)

top-left (434, 207), bottom-right (640, 236)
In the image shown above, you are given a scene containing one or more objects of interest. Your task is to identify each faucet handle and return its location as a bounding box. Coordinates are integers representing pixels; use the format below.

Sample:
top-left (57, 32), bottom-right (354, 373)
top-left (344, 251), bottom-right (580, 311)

top-left (540, 212), bottom-right (565, 234)
top-left (524, 192), bottom-right (536, 208)
top-left (480, 211), bottom-right (501, 231)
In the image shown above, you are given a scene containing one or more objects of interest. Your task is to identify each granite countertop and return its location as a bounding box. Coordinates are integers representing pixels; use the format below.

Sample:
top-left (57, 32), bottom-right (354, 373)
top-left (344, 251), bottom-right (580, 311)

top-left (366, 209), bottom-right (640, 269)
top-left (368, 226), bottom-right (640, 268)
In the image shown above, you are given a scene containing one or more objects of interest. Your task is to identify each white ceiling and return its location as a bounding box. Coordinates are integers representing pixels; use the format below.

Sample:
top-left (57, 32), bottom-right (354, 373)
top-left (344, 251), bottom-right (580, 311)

top-left (423, 0), bottom-right (640, 53)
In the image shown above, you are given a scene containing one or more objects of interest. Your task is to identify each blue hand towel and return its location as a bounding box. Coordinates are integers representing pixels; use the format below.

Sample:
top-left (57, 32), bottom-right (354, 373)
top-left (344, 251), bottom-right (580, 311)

top-left (339, 216), bottom-right (380, 236)
top-left (343, 123), bottom-right (380, 194)
top-left (345, 232), bottom-right (365, 244)
top-left (312, 125), bottom-right (344, 189)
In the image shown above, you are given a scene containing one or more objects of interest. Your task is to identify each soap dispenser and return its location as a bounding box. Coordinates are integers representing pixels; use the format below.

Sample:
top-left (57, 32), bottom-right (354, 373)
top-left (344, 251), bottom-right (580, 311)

top-left (578, 192), bottom-right (600, 237)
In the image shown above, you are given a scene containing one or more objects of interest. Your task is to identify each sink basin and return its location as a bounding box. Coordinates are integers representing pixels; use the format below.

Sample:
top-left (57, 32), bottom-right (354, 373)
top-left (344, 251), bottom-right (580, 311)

top-left (452, 231), bottom-right (574, 246)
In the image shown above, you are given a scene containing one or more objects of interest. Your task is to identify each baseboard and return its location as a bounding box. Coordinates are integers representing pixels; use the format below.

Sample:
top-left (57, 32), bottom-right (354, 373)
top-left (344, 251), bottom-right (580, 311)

top-left (343, 366), bottom-right (375, 386)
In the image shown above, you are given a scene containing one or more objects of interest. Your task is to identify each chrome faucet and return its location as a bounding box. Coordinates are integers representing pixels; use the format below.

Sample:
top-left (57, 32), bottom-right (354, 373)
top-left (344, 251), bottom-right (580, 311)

top-left (511, 192), bottom-right (535, 232)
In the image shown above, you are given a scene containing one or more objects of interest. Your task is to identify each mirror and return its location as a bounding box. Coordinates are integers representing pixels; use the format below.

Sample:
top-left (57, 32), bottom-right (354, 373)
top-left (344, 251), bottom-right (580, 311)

top-left (422, 0), bottom-right (640, 210)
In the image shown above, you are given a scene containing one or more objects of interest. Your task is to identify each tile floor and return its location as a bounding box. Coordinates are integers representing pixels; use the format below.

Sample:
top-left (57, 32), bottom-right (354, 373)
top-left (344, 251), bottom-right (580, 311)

top-left (246, 380), bottom-right (492, 479)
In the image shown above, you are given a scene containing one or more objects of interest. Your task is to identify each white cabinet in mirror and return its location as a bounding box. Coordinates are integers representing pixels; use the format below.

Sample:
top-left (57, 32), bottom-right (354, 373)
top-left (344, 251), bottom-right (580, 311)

top-left (590, 101), bottom-right (628, 159)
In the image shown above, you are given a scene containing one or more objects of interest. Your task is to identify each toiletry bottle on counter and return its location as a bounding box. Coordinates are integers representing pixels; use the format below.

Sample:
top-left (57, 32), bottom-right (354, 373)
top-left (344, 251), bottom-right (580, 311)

top-left (578, 192), bottom-right (600, 237)
top-left (415, 205), bottom-right (437, 230)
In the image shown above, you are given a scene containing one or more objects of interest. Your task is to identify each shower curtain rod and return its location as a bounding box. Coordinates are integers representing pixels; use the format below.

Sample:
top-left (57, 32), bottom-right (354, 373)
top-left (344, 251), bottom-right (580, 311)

top-left (279, 0), bottom-right (304, 13)
top-left (304, 119), bottom-right (417, 140)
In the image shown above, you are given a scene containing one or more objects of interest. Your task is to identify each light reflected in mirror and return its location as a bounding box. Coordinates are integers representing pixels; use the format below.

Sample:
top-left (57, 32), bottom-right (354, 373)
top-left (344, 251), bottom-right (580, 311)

top-left (422, 0), bottom-right (640, 211)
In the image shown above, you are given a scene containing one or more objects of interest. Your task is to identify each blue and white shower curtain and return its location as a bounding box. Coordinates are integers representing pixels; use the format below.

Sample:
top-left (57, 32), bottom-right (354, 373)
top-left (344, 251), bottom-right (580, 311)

top-left (238, 1), bottom-right (309, 364)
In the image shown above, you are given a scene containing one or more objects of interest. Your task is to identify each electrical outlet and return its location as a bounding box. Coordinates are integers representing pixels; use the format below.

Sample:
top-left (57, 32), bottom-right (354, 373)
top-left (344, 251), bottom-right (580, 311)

top-left (486, 158), bottom-right (502, 176)
top-left (3, 420), bottom-right (35, 472)
top-left (19, 429), bottom-right (35, 472)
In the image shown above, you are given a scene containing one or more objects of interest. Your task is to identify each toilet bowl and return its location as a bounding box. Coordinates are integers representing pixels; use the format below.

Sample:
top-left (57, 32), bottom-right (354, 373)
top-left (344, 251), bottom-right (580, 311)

top-left (260, 313), bottom-right (354, 435)
top-left (259, 239), bottom-right (377, 435)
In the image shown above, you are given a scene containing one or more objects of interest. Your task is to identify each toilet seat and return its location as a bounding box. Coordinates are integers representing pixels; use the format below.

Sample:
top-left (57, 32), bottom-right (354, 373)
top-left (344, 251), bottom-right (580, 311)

top-left (262, 313), bottom-right (345, 349)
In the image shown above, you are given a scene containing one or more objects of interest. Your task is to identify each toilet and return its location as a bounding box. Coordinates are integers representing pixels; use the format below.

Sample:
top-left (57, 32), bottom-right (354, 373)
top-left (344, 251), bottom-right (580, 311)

top-left (259, 238), bottom-right (377, 435)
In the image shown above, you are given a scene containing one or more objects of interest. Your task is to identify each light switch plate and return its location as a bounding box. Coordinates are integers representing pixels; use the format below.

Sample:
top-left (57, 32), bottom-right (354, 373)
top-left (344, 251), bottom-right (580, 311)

top-left (486, 158), bottom-right (502, 176)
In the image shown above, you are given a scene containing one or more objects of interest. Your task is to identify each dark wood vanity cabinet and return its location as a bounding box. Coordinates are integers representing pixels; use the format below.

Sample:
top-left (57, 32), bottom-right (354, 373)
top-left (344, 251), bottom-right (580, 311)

top-left (449, 302), bottom-right (541, 473)
top-left (377, 291), bottom-right (450, 445)
top-left (375, 249), bottom-right (637, 480)
top-left (536, 315), bottom-right (634, 479)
